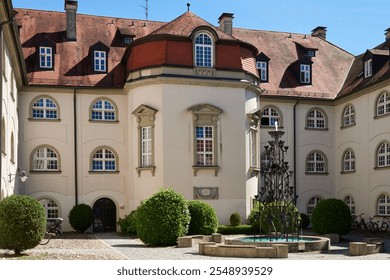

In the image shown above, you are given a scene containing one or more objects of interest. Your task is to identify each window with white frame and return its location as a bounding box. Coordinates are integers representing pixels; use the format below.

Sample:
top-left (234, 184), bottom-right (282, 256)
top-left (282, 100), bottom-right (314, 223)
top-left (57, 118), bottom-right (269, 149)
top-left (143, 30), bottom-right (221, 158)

top-left (261, 152), bottom-right (270, 172)
top-left (94, 50), bottom-right (107, 72)
top-left (132, 105), bottom-right (157, 176)
top-left (306, 151), bottom-right (326, 173)
top-left (376, 91), bottom-right (390, 117)
top-left (31, 97), bottom-right (58, 120)
top-left (91, 99), bottom-right (116, 121)
top-left (91, 148), bottom-right (117, 171)
top-left (364, 59), bottom-right (373, 78)
top-left (377, 142), bottom-right (390, 168)
top-left (195, 33), bottom-right (213, 67)
top-left (39, 47), bottom-right (53, 69)
top-left (306, 109), bottom-right (326, 129)
top-left (189, 104), bottom-right (222, 176)
top-left (39, 198), bottom-right (59, 220)
top-left (300, 64), bottom-right (311, 84)
top-left (344, 195), bottom-right (355, 215)
top-left (307, 196), bottom-right (321, 215)
top-left (1, 118), bottom-right (5, 154)
top-left (378, 194), bottom-right (390, 215)
top-left (256, 61), bottom-right (268, 82)
top-left (343, 105), bottom-right (356, 127)
top-left (196, 126), bottom-right (214, 166)
top-left (141, 126), bottom-right (152, 167)
top-left (343, 149), bottom-right (356, 172)
top-left (32, 146), bottom-right (59, 171)
top-left (10, 132), bottom-right (14, 163)
top-left (261, 107), bottom-right (281, 127)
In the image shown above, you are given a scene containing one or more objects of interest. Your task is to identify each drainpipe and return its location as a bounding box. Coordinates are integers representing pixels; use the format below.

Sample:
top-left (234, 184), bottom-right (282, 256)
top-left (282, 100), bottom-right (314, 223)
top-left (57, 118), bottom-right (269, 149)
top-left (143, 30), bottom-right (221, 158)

top-left (293, 99), bottom-right (299, 205)
top-left (73, 87), bottom-right (78, 205)
top-left (0, 20), bottom-right (12, 199)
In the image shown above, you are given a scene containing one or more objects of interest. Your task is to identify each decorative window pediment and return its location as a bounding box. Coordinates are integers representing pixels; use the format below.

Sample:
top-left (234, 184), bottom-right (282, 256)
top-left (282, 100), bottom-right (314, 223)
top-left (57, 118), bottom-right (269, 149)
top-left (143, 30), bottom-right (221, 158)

top-left (132, 104), bottom-right (158, 176)
top-left (189, 104), bottom-right (222, 176)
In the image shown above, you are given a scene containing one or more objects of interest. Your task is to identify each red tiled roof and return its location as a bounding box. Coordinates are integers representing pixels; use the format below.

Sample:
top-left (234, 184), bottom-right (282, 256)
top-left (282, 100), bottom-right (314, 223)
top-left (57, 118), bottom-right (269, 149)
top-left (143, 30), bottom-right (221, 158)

top-left (233, 28), bottom-right (355, 99)
top-left (15, 9), bottom-right (165, 87)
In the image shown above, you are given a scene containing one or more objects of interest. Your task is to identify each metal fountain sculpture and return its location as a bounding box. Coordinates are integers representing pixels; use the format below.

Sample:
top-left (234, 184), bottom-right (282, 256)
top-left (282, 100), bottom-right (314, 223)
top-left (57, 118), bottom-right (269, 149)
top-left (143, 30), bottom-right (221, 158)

top-left (254, 121), bottom-right (300, 241)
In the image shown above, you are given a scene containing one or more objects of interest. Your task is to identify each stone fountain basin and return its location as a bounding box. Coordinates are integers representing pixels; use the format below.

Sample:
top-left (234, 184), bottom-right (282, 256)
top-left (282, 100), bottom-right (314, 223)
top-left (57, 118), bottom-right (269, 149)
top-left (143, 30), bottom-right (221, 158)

top-left (225, 235), bottom-right (330, 253)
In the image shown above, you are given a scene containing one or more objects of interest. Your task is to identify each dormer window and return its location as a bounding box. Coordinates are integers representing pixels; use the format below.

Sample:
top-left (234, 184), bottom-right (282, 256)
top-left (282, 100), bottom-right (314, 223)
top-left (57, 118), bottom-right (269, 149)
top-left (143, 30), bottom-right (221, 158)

top-left (194, 33), bottom-right (213, 67)
top-left (307, 50), bottom-right (315, 57)
top-left (256, 61), bottom-right (268, 82)
top-left (300, 64), bottom-right (311, 84)
top-left (39, 47), bottom-right (53, 69)
top-left (124, 37), bottom-right (133, 44)
top-left (364, 59), bottom-right (373, 78)
top-left (94, 50), bottom-right (107, 72)
top-left (256, 53), bottom-right (270, 82)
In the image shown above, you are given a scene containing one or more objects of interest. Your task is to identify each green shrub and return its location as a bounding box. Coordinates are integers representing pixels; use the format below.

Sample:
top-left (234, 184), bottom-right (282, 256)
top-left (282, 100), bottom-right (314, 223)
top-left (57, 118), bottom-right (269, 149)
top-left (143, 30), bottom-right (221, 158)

top-left (187, 200), bottom-right (218, 235)
top-left (248, 201), bottom-right (300, 234)
top-left (118, 210), bottom-right (138, 235)
top-left (217, 224), bottom-right (254, 235)
top-left (229, 212), bottom-right (242, 226)
top-left (0, 195), bottom-right (46, 254)
top-left (311, 198), bottom-right (352, 235)
top-left (68, 204), bottom-right (93, 232)
top-left (299, 213), bottom-right (310, 229)
top-left (135, 188), bottom-right (191, 246)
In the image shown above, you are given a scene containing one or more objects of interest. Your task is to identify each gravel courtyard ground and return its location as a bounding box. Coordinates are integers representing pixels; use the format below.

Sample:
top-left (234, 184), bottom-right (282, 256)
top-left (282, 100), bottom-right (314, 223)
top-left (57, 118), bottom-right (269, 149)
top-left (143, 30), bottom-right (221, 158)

top-left (1, 231), bottom-right (390, 260)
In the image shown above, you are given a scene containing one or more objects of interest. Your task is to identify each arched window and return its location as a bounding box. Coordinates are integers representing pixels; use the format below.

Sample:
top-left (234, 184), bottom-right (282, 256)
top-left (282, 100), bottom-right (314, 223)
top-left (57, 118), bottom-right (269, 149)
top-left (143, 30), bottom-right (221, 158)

top-left (344, 195), bottom-right (355, 215)
top-left (377, 142), bottom-right (390, 168)
top-left (31, 97), bottom-right (59, 119)
top-left (307, 196), bottom-right (321, 215)
top-left (376, 91), bottom-right (390, 117)
top-left (32, 146), bottom-right (59, 171)
top-left (39, 198), bottom-right (59, 220)
top-left (377, 194), bottom-right (390, 215)
top-left (194, 33), bottom-right (213, 67)
top-left (91, 99), bottom-right (117, 121)
top-left (261, 107), bottom-right (281, 127)
top-left (91, 147), bottom-right (117, 171)
top-left (306, 151), bottom-right (327, 173)
top-left (342, 105), bottom-right (356, 127)
top-left (343, 149), bottom-right (355, 172)
top-left (306, 108), bottom-right (326, 129)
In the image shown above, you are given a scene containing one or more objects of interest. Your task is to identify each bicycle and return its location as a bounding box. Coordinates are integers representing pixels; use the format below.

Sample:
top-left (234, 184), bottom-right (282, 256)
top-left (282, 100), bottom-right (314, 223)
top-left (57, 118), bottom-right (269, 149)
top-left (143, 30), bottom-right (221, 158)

top-left (40, 218), bottom-right (63, 245)
top-left (377, 216), bottom-right (389, 233)
top-left (352, 213), bottom-right (379, 233)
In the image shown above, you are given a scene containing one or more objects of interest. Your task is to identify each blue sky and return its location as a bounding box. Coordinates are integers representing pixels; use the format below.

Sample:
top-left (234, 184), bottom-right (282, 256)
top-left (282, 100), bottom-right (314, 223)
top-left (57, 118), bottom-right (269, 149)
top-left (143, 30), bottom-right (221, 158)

top-left (12, 0), bottom-right (390, 55)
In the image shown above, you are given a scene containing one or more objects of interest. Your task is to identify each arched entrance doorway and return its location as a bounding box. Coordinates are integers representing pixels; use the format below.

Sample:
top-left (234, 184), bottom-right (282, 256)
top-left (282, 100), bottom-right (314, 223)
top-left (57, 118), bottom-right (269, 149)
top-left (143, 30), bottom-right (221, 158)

top-left (93, 198), bottom-right (117, 232)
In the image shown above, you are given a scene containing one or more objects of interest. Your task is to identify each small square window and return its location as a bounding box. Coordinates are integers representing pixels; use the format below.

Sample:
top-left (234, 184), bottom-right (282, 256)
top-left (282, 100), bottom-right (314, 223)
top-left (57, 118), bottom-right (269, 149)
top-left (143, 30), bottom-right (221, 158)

top-left (124, 37), bottom-right (133, 44)
top-left (307, 50), bottom-right (315, 57)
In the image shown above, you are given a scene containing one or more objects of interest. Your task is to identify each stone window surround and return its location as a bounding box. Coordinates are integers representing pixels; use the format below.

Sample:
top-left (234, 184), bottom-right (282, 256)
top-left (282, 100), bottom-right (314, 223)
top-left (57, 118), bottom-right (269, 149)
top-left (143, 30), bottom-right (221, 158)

top-left (29, 95), bottom-right (60, 121)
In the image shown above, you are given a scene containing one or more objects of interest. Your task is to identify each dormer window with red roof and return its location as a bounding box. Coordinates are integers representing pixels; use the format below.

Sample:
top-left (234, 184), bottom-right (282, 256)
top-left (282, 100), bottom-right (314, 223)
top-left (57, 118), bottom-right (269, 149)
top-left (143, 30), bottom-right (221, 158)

top-left (39, 47), bottom-right (53, 69)
top-left (364, 59), bottom-right (373, 78)
top-left (94, 50), bottom-right (107, 72)
top-left (300, 64), bottom-right (311, 84)
top-left (194, 33), bottom-right (213, 67)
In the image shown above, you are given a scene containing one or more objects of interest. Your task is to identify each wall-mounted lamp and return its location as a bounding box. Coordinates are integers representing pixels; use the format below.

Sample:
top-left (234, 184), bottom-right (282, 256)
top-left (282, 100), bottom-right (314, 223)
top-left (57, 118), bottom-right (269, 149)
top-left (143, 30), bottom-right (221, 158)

top-left (9, 170), bottom-right (28, 183)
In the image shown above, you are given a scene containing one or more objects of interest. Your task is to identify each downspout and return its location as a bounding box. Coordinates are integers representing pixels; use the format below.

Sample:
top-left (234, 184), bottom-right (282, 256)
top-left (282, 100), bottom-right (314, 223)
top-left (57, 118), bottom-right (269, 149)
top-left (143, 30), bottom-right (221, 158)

top-left (293, 99), bottom-right (299, 205)
top-left (0, 20), bottom-right (12, 199)
top-left (73, 87), bottom-right (78, 205)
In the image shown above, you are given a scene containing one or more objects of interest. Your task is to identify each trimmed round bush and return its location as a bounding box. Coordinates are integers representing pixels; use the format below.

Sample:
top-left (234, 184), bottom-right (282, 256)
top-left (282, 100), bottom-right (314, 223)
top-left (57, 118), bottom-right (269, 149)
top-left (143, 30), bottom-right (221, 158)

top-left (0, 195), bottom-right (46, 254)
top-left (118, 210), bottom-right (138, 235)
top-left (229, 212), bottom-right (242, 226)
top-left (68, 204), bottom-right (93, 232)
top-left (311, 198), bottom-right (352, 235)
top-left (135, 188), bottom-right (190, 246)
top-left (187, 200), bottom-right (218, 235)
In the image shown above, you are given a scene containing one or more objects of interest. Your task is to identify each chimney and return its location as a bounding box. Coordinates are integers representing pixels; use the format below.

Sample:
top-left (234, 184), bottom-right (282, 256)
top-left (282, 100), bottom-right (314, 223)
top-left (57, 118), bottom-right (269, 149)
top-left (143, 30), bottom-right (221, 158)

top-left (65, 0), bottom-right (78, 41)
top-left (385, 28), bottom-right (390, 42)
top-left (311, 26), bottom-right (327, 40)
top-left (218, 13), bottom-right (234, 36)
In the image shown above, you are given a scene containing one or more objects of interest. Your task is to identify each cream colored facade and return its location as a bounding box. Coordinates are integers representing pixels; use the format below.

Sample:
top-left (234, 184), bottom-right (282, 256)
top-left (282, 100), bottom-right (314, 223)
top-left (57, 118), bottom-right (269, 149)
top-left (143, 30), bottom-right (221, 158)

top-left (0, 0), bottom-right (25, 201)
